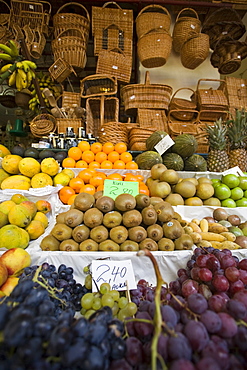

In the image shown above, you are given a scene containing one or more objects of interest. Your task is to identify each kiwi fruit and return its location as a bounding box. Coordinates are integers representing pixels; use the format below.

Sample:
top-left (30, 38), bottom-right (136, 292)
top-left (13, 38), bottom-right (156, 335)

top-left (94, 190), bottom-right (104, 201)
top-left (83, 208), bottom-right (103, 228)
top-left (40, 235), bottom-right (60, 251)
top-left (128, 226), bottom-right (147, 242)
top-left (158, 238), bottom-right (175, 251)
top-left (110, 226), bottom-right (128, 244)
top-left (90, 225), bottom-right (109, 243)
top-left (147, 224), bottom-right (163, 241)
top-left (141, 205), bottom-right (157, 226)
top-left (139, 238), bottom-right (158, 251)
top-left (59, 239), bottom-right (79, 251)
top-left (122, 209), bottom-right (142, 228)
top-left (79, 239), bottom-right (99, 251)
top-left (99, 239), bottom-right (120, 251)
top-left (56, 211), bottom-right (67, 224)
top-left (95, 196), bottom-right (115, 213)
top-left (72, 224), bottom-right (90, 242)
top-left (103, 211), bottom-right (122, 228)
top-left (74, 192), bottom-right (95, 211)
top-left (64, 209), bottom-right (84, 228)
top-left (174, 234), bottom-right (194, 250)
top-left (51, 223), bottom-right (72, 241)
top-left (114, 194), bottom-right (136, 212)
top-left (135, 194), bottom-right (151, 209)
top-left (154, 201), bottom-right (175, 222)
top-left (120, 240), bottom-right (139, 251)
top-left (163, 219), bottom-right (184, 240)
top-left (150, 197), bottom-right (164, 206)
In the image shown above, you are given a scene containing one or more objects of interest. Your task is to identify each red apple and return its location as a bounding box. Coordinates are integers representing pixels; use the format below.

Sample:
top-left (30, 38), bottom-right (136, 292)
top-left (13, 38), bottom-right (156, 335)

top-left (35, 200), bottom-right (52, 214)
top-left (0, 248), bottom-right (31, 276)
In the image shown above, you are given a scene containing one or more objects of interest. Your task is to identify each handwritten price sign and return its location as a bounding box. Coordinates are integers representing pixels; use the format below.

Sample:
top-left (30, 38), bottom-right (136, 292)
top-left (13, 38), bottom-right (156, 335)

top-left (91, 260), bottom-right (137, 292)
top-left (103, 179), bottom-right (139, 200)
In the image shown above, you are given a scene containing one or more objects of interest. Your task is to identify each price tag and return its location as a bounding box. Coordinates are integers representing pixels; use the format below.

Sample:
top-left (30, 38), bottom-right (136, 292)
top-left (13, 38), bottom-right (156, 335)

top-left (91, 260), bottom-right (137, 292)
top-left (222, 166), bottom-right (245, 177)
top-left (154, 135), bottom-right (175, 155)
top-left (103, 179), bottom-right (139, 200)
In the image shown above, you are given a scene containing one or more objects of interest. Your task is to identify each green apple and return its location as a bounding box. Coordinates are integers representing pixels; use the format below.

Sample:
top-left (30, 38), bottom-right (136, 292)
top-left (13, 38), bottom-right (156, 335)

top-left (230, 187), bottom-right (244, 200)
top-left (214, 184), bottom-right (231, 200)
top-left (221, 174), bottom-right (240, 189)
top-left (238, 176), bottom-right (247, 191)
top-left (236, 197), bottom-right (247, 207)
top-left (221, 198), bottom-right (236, 208)
top-left (228, 226), bottom-right (243, 237)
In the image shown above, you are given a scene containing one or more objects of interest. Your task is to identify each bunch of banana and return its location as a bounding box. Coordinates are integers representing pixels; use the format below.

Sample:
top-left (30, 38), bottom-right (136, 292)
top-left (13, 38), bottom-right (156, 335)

top-left (0, 40), bottom-right (19, 61)
top-left (0, 60), bottom-right (37, 91)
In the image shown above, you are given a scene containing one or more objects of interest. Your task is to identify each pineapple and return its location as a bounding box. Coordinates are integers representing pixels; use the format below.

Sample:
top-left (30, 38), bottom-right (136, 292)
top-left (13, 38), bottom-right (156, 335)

top-left (226, 109), bottom-right (247, 172)
top-left (205, 118), bottom-right (229, 172)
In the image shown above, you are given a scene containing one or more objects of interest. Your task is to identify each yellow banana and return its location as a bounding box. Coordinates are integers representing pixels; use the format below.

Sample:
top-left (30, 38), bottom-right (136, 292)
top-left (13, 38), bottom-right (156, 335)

top-left (21, 60), bottom-right (31, 73)
top-left (16, 61), bottom-right (24, 69)
top-left (23, 60), bottom-right (37, 70)
top-left (8, 40), bottom-right (19, 57)
top-left (16, 71), bottom-right (23, 91)
top-left (0, 43), bottom-right (14, 57)
top-left (0, 63), bottom-right (13, 73)
top-left (26, 70), bottom-right (33, 87)
top-left (29, 69), bottom-right (36, 79)
top-left (17, 68), bottom-right (27, 80)
top-left (0, 53), bottom-right (13, 61)
top-left (8, 70), bottom-right (16, 86)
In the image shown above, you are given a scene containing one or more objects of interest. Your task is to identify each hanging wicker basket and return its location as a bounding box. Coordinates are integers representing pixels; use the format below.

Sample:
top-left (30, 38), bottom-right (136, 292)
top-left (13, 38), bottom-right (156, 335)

top-left (136, 4), bottom-right (171, 39)
top-left (181, 32), bottom-right (209, 70)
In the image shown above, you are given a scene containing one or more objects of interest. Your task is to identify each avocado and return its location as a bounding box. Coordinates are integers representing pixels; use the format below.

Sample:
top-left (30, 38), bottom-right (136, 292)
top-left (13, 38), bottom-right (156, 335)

top-left (54, 151), bottom-right (67, 164)
top-left (11, 145), bottom-right (25, 157)
top-left (39, 149), bottom-right (55, 159)
top-left (24, 147), bottom-right (40, 159)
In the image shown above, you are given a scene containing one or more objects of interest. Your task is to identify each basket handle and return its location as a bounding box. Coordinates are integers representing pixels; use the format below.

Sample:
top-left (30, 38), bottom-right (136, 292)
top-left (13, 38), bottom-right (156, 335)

top-left (136, 4), bottom-right (171, 20)
top-left (56, 2), bottom-right (90, 21)
top-left (56, 28), bottom-right (85, 40)
top-left (40, 1), bottom-right (51, 15)
top-left (196, 78), bottom-right (226, 91)
top-left (102, 2), bottom-right (122, 10)
top-left (168, 109), bottom-right (199, 122)
top-left (176, 8), bottom-right (199, 22)
top-left (144, 71), bottom-right (150, 85)
top-left (170, 87), bottom-right (195, 104)
top-left (108, 47), bottom-right (125, 56)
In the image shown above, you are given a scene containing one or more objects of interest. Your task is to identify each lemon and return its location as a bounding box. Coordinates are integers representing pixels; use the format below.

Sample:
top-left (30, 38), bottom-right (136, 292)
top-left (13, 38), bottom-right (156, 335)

top-left (0, 144), bottom-right (11, 158)
top-left (18, 157), bottom-right (41, 178)
top-left (31, 173), bottom-right (53, 188)
top-left (62, 168), bottom-right (75, 180)
top-left (41, 158), bottom-right (60, 177)
top-left (53, 172), bottom-right (71, 186)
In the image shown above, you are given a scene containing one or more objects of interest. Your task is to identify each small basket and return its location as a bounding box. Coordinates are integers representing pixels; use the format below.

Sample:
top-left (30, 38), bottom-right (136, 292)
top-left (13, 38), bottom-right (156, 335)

top-left (56, 118), bottom-right (82, 135)
top-left (53, 45), bottom-right (87, 70)
top-left (137, 108), bottom-right (168, 131)
top-left (30, 113), bottom-right (57, 138)
top-left (181, 32), bottom-right (209, 70)
top-left (172, 8), bottom-right (201, 53)
top-left (169, 88), bottom-right (197, 121)
top-left (30, 29), bottom-right (46, 59)
top-left (80, 74), bottom-right (117, 98)
top-left (96, 48), bottom-right (132, 83)
top-left (52, 29), bottom-right (87, 51)
top-left (224, 76), bottom-right (247, 112)
top-left (49, 58), bottom-right (75, 83)
top-left (86, 96), bottom-right (119, 138)
top-left (121, 71), bottom-right (173, 116)
top-left (61, 91), bottom-right (81, 109)
top-left (136, 4), bottom-right (171, 38)
top-left (129, 126), bottom-right (156, 151)
top-left (99, 121), bottom-right (129, 145)
top-left (137, 29), bottom-right (172, 68)
top-left (0, 0), bottom-right (10, 26)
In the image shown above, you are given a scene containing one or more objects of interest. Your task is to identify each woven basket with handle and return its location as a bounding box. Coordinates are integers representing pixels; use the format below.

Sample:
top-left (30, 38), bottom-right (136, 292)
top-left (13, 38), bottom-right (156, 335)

top-left (136, 4), bottom-right (171, 39)
top-left (96, 48), bottom-right (132, 83)
top-left (99, 121), bottom-right (129, 146)
top-left (181, 32), bottom-right (209, 70)
top-left (169, 88), bottom-right (197, 121)
top-left (80, 74), bottom-right (117, 98)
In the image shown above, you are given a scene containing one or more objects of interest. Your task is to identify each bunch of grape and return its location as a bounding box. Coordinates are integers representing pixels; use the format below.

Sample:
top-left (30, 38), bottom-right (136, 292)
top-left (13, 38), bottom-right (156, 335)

top-left (124, 248), bottom-right (247, 370)
top-left (0, 265), bottom-right (127, 370)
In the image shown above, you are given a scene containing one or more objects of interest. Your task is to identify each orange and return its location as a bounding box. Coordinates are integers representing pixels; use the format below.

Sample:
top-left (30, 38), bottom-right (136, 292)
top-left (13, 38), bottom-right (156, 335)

top-left (78, 140), bottom-right (90, 152)
top-left (88, 161), bottom-right (101, 170)
top-left (124, 173), bottom-right (138, 182)
top-left (90, 174), bottom-right (105, 188)
top-left (79, 184), bottom-right (96, 195)
top-left (139, 182), bottom-right (150, 196)
top-left (67, 194), bottom-right (77, 206)
top-left (69, 177), bottom-right (85, 193)
top-left (90, 142), bottom-right (103, 154)
top-left (120, 151), bottom-right (132, 163)
top-left (78, 168), bottom-right (96, 183)
top-left (136, 174), bottom-right (144, 182)
top-left (68, 147), bottom-right (82, 161)
top-left (125, 161), bottom-right (138, 170)
top-left (58, 186), bottom-right (76, 204)
top-left (95, 151), bottom-right (108, 163)
top-left (81, 150), bottom-right (95, 164)
top-left (113, 160), bottom-right (125, 169)
top-left (62, 157), bottom-right (76, 168)
top-left (96, 184), bottom-right (104, 192)
top-left (106, 173), bottom-right (123, 181)
top-left (75, 160), bottom-right (88, 168)
top-left (102, 142), bottom-right (115, 154)
top-left (100, 160), bottom-right (113, 169)
top-left (107, 151), bottom-right (119, 163)
top-left (114, 142), bottom-right (127, 154)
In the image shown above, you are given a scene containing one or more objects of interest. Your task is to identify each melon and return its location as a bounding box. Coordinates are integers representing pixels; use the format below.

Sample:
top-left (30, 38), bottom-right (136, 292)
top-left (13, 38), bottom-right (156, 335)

top-left (146, 131), bottom-right (168, 151)
top-left (135, 151), bottom-right (162, 170)
top-left (162, 153), bottom-right (184, 171)
top-left (171, 134), bottom-right (198, 158)
top-left (184, 154), bottom-right (207, 172)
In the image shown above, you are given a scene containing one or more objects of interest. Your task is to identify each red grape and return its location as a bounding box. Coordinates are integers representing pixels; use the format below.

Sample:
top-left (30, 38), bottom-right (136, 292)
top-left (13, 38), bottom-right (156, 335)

top-left (181, 279), bottom-right (199, 298)
top-left (225, 266), bottom-right (240, 282)
top-left (212, 275), bottom-right (229, 292)
top-left (217, 312), bottom-right (238, 338)
top-left (198, 268), bottom-right (213, 282)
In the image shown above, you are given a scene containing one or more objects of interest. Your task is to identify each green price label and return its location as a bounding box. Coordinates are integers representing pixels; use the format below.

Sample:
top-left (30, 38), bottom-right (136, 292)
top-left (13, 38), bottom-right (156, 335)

top-left (103, 179), bottom-right (139, 200)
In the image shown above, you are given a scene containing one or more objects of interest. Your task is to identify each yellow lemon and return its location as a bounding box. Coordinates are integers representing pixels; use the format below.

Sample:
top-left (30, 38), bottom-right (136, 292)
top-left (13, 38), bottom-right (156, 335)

top-left (41, 158), bottom-right (60, 177)
top-left (53, 172), bottom-right (71, 186)
top-left (62, 168), bottom-right (75, 180)
top-left (18, 157), bottom-right (41, 178)
top-left (31, 173), bottom-right (53, 188)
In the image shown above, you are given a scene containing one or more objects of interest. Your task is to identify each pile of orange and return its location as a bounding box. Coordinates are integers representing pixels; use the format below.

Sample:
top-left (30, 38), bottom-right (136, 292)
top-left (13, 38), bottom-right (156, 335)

top-left (62, 141), bottom-right (138, 170)
top-left (58, 169), bottom-right (149, 205)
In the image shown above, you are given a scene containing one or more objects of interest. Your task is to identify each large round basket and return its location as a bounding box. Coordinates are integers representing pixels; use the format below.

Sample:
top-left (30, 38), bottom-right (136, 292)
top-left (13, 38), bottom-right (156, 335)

top-left (30, 114), bottom-right (57, 138)
top-left (181, 32), bottom-right (209, 70)
top-left (99, 121), bottom-right (129, 146)
top-left (136, 4), bottom-right (171, 38)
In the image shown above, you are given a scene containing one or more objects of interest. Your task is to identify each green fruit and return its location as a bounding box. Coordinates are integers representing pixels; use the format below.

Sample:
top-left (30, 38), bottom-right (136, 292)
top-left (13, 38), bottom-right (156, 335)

top-left (238, 176), bottom-right (247, 190)
top-left (221, 174), bottom-right (240, 189)
top-left (221, 199), bottom-right (236, 208)
top-left (146, 131), bottom-right (168, 151)
top-left (171, 134), bottom-right (198, 158)
top-left (162, 152), bottom-right (184, 171)
top-left (184, 154), bottom-right (207, 172)
top-left (214, 184), bottom-right (231, 200)
top-left (236, 197), bottom-right (247, 207)
top-left (228, 226), bottom-right (243, 237)
top-left (241, 227), bottom-right (247, 236)
top-left (230, 187), bottom-right (244, 200)
top-left (135, 151), bottom-right (162, 170)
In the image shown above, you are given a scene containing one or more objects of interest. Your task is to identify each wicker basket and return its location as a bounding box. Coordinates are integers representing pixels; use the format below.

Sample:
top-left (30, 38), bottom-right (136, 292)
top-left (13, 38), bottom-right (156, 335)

top-left (0, 0), bottom-right (10, 26)
top-left (172, 8), bottom-right (201, 54)
top-left (53, 45), bottom-right (87, 70)
top-left (30, 29), bottom-right (46, 59)
top-left (129, 126), bottom-right (156, 151)
top-left (224, 76), bottom-right (247, 113)
top-left (96, 48), bottom-right (132, 83)
top-left (86, 96), bottom-right (119, 138)
top-left (99, 121), bottom-right (129, 145)
top-left (121, 71), bottom-right (173, 116)
top-left (53, 2), bottom-right (90, 38)
top-left (137, 29), bottom-right (172, 69)
top-left (137, 108), bottom-right (167, 131)
top-left (81, 74), bottom-right (117, 98)
top-left (181, 32), bottom-right (209, 70)
top-left (61, 91), bottom-right (81, 109)
top-left (169, 88), bottom-right (197, 121)
top-left (49, 58), bottom-right (75, 83)
top-left (30, 113), bottom-right (57, 138)
top-left (136, 4), bottom-right (171, 39)
top-left (56, 118), bottom-right (82, 135)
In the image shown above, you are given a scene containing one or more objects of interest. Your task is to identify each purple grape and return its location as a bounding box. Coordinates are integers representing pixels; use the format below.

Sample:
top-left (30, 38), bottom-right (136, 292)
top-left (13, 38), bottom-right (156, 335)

top-left (170, 295), bottom-right (186, 312)
top-left (195, 357), bottom-right (221, 370)
top-left (178, 268), bottom-right (187, 277)
top-left (167, 332), bottom-right (192, 361)
top-left (198, 268), bottom-right (213, 282)
top-left (170, 359), bottom-right (195, 370)
top-left (198, 284), bottom-right (212, 300)
top-left (229, 280), bottom-right (245, 295)
top-left (190, 267), bottom-right (200, 281)
top-left (234, 325), bottom-right (247, 352)
top-left (212, 275), bottom-right (229, 292)
top-left (134, 312), bottom-right (153, 339)
top-left (187, 293), bottom-right (208, 314)
top-left (208, 294), bottom-right (227, 312)
top-left (161, 305), bottom-right (178, 328)
top-left (178, 275), bottom-right (189, 285)
top-left (196, 254), bottom-right (210, 268)
top-left (125, 337), bottom-right (143, 367)
top-left (217, 312), bottom-right (238, 338)
top-left (225, 266), bottom-right (240, 282)
top-left (226, 299), bottom-right (247, 320)
top-left (109, 359), bottom-right (132, 370)
top-left (200, 310), bottom-right (222, 333)
top-left (220, 255), bottom-right (237, 270)
top-left (187, 260), bottom-right (196, 270)
top-left (233, 290), bottom-right (247, 308)
top-left (184, 320), bottom-right (209, 352)
top-left (201, 340), bottom-right (229, 369)
top-left (181, 279), bottom-right (199, 298)
top-left (238, 259), bottom-right (247, 271)
top-left (206, 256), bottom-right (221, 272)
top-left (169, 280), bottom-right (182, 295)
top-left (239, 269), bottom-right (247, 284)
top-left (157, 334), bottom-right (168, 361)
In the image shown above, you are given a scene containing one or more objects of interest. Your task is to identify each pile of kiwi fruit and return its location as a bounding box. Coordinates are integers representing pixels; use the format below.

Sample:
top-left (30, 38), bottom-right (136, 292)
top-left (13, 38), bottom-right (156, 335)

top-left (40, 191), bottom-right (193, 252)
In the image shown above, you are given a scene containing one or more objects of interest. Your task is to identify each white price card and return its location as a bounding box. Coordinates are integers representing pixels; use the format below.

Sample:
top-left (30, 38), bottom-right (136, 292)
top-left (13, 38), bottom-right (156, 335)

top-left (91, 260), bottom-right (137, 292)
top-left (154, 135), bottom-right (175, 156)
top-left (222, 166), bottom-right (245, 177)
